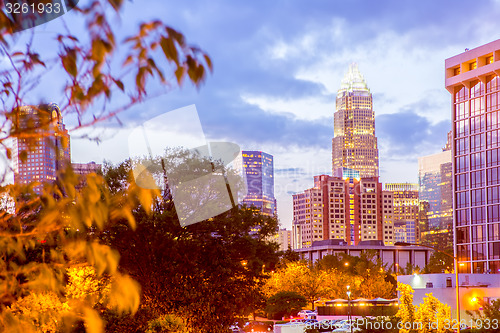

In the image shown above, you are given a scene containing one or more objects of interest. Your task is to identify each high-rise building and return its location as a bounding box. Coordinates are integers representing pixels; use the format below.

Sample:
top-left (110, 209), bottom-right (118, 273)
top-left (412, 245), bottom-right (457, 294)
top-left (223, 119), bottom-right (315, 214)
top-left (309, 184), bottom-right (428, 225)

top-left (385, 183), bottom-right (419, 221)
top-left (72, 161), bottom-right (102, 190)
top-left (72, 161), bottom-right (101, 176)
top-left (332, 63), bottom-right (379, 178)
top-left (292, 174), bottom-right (394, 248)
top-left (385, 183), bottom-right (419, 243)
top-left (445, 39), bottom-right (500, 273)
top-left (237, 151), bottom-right (276, 217)
top-left (277, 229), bottom-right (292, 251)
top-left (12, 104), bottom-right (70, 194)
top-left (418, 135), bottom-right (453, 251)
top-left (418, 141), bottom-right (453, 231)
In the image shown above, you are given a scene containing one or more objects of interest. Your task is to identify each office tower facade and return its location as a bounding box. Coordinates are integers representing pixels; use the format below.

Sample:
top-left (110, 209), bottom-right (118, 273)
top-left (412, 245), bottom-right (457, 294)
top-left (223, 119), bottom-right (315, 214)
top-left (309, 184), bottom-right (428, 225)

top-left (385, 183), bottom-right (419, 243)
top-left (277, 229), bottom-right (293, 251)
top-left (385, 183), bottom-right (419, 221)
top-left (238, 151), bottom-right (276, 217)
top-left (292, 174), bottom-right (394, 248)
top-left (445, 39), bottom-right (500, 273)
top-left (72, 161), bottom-right (102, 190)
top-left (418, 135), bottom-right (453, 251)
top-left (418, 144), bottom-right (453, 231)
top-left (13, 104), bottom-right (70, 194)
top-left (72, 161), bottom-right (101, 176)
top-left (332, 63), bottom-right (379, 178)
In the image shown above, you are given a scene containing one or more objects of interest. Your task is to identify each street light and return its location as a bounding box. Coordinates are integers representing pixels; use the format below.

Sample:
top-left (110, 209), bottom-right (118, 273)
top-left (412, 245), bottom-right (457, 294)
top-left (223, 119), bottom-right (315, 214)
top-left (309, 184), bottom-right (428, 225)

top-left (346, 285), bottom-right (353, 333)
top-left (395, 241), bottom-right (461, 333)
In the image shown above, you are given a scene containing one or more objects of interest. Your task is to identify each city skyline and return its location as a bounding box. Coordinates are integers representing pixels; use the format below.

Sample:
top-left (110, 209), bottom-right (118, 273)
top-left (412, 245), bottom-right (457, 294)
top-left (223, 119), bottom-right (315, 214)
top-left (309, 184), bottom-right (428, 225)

top-left (2, 1), bottom-right (500, 228)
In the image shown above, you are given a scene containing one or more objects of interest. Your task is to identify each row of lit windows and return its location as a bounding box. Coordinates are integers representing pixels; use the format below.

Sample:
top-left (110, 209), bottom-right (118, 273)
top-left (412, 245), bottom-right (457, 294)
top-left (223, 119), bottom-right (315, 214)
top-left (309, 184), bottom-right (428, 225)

top-left (455, 93), bottom-right (499, 121)
top-left (454, 77), bottom-right (500, 102)
top-left (457, 242), bottom-right (500, 261)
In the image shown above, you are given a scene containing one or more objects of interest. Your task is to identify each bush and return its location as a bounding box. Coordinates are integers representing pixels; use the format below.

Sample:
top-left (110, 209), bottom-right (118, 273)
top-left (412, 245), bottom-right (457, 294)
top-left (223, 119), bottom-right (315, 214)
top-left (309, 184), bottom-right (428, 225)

top-left (265, 291), bottom-right (307, 320)
top-left (146, 314), bottom-right (187, 333)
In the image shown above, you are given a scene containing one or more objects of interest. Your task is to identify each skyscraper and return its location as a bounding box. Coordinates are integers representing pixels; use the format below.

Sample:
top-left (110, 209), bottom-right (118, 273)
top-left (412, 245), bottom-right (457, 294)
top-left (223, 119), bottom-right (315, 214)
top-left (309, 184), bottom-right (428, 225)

top-left (72, 161), bottom-right (102, 190)
top-left (385, 183), bottom-right (419, 244)
top-left (12, 103), bottom-right (70, 194)
top-left (445, 39), bottom-right (500, 274)
top-left (418, 139), bottom-right (453, 230)
top-left (417, 135), bottom-right (453, 252)
top-left (237, 151), bottom-right (276, 217)
top-left (292, 174), bottom-right (394, 248)
top-left (332, 63), bottom-right (379, 178)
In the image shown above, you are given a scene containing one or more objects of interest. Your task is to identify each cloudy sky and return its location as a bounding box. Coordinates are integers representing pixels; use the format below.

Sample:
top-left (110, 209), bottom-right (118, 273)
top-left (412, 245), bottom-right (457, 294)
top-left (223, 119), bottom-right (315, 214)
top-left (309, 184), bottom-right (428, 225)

top-left (4, 0), bottom-right (500, 228)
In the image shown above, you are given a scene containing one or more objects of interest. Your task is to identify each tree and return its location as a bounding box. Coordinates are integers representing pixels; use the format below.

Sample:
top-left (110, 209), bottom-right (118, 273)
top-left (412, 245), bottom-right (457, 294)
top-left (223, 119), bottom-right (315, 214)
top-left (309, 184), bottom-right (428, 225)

top-left (466, 298), bottom-right (500, 331)
top-left (414, 293), bottom-right (452, 333)
top-left (278, 247), bottom-right (300, 265)
top-left (263, 261), bottom-right (327, 309)
top-left (265, 291), bottom-right (307, 320)
top-left (99, 156), bottom-right (280, 332)
top-left (315, 252), bottom-right (396, 299)
top-left (0, 0), bottom-right (212, 331)
top-left (424, 251), bottom-right (454, 274)
top-left (395, 282), bottom-right (417, 333)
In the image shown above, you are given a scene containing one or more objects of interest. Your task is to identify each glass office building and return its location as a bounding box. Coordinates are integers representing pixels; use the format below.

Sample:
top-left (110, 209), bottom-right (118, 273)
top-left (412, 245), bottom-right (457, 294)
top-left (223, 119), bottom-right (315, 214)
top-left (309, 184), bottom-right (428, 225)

top-left (418, 150), bottom-right (453, 230)
top-left (239, 151), bottom-right (276, 217)
top-left (446, 39), bottom-right (500, 273)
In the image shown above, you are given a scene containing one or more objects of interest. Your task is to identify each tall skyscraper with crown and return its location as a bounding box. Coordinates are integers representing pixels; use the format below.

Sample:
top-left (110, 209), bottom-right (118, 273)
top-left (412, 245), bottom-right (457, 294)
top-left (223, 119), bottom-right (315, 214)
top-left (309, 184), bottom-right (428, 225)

top-left (332, 63), bottom-right (379, 178)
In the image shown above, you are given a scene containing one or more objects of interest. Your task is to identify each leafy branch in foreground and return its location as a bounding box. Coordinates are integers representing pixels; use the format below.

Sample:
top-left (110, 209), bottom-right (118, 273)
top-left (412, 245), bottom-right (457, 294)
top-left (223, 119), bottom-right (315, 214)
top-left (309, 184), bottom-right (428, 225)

top-left (0, 0), bottom-right (213, 332)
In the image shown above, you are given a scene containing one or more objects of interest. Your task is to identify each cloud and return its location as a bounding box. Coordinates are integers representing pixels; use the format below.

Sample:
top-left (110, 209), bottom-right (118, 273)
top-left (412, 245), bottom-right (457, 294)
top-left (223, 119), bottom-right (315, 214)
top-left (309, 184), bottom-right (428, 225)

top-left (376, 109), bottom-right (451, 158)
top-left (275, 167), bottom-right (306, 175)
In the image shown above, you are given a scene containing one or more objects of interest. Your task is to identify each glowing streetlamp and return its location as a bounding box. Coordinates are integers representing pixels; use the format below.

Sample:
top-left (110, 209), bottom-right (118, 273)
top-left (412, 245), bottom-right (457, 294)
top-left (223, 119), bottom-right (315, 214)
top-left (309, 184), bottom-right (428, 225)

top-left (346, 285), bottom-right (353, 333)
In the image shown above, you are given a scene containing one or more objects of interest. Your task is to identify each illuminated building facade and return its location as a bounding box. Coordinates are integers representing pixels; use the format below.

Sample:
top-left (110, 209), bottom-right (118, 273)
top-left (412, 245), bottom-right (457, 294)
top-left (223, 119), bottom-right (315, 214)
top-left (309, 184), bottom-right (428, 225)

top-left (292, 174), bottom-right (394, 249)
top-left (72, 161), bottom-right (101, 175)
top-left (446, 39), bottom-right (500, 273)
top-left (277, 229), bottom-right (292, 251)
top-left (332, 63), bottom-right (379, 178)
top-left (386, 183), bottom-right (419, 244)
top-left (72, 161), bottom-right (102, 190)
top-left (418, 136), bottom-right (453, 251)
top-left (13, 104), bottom-right (70, 194)
top-left (238, 151), bottom-right (276, 217)
top-left (418, 147), bottom-right (453, 230)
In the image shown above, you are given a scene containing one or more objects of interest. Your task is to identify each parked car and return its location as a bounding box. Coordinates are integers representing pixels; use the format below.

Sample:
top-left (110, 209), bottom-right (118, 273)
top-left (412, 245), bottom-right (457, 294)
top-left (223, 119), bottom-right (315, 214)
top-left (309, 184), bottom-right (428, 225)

top-left (297, 310), bottom-right (317, 317)
top-left (242, 321), bottom-right (273, 332)
top-left (297, 309), bottom-right (317, 319)
top-left (228, 324), bottom-right (240, 332)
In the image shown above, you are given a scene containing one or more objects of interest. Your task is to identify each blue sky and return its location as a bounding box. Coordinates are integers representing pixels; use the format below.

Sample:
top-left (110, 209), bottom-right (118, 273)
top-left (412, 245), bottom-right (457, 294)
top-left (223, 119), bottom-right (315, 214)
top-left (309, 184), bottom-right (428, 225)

top-left (4, 0), bottom-right (500, 227)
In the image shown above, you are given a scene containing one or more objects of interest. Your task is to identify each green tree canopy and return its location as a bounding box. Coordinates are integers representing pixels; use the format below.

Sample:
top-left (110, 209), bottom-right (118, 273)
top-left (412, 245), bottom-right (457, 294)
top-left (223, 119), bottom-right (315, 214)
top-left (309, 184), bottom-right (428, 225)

top-left (265, 291), bottom-right (307, 320)
top-left (99, 155), bottom-right (280, 332)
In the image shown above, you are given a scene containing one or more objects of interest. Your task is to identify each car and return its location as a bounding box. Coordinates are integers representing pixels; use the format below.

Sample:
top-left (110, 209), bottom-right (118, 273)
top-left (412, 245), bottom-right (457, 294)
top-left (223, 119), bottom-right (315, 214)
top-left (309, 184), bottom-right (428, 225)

top-left (297, 310), bottom-right (317, 317)
top-left (228, 324), bottom-right (240, 332)
top-left (242, 321), bottom-right (273, 332)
